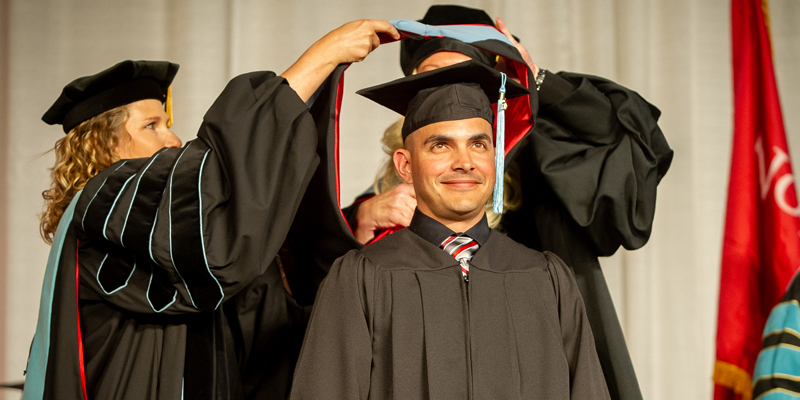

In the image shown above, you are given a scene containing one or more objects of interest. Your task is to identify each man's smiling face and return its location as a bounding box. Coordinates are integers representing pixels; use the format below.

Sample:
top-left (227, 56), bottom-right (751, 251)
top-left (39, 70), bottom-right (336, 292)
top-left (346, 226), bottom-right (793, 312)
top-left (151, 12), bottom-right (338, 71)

top-left (393, 117), bottom-right (496, 224)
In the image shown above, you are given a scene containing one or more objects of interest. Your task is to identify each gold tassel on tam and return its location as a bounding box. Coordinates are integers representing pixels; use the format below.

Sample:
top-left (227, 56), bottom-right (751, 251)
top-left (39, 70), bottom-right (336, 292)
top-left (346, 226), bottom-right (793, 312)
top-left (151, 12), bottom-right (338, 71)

top-left (165, 86), bottom-right (173, 128)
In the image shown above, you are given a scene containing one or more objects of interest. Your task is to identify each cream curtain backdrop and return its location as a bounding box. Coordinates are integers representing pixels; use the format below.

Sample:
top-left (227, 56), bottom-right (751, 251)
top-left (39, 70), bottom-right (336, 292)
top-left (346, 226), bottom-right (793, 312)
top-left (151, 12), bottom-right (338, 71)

top-left (2, 0), bottom-right (799, 399)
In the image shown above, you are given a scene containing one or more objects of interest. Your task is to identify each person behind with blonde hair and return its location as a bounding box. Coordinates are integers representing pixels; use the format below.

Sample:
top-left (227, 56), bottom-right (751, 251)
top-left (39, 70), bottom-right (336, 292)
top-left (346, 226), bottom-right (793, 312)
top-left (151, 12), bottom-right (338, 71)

top-left (24, 18), bottom-right (402, 400)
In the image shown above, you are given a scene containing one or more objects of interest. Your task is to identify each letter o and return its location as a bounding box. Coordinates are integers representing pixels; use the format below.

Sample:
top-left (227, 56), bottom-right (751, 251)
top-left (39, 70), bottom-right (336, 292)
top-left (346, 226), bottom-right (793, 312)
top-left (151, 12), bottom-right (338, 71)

top-left (775, 174), bottom-right (800, 217)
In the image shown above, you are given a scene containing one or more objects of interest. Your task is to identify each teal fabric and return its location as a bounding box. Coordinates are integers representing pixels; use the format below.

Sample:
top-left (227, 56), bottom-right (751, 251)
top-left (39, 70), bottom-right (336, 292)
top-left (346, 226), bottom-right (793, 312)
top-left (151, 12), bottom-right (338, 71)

top-left (754, 346), bottom-right (800, 380)
top-left (23, 191), bottom-right (82, 400)
top-left (389, 20), bottom-right (513, 47)
top-left (758, 390), bottom-right (800, 399)
top-left (763, 301), bottom-right (800, 336)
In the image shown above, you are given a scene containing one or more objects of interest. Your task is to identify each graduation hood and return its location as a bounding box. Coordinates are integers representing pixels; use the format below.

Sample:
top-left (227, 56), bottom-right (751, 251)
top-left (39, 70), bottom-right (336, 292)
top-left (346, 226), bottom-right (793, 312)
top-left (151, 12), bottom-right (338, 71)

top-left (380, 20), bottom-right (538, 159)
top-left (288, 21), bottom-right (539, 298)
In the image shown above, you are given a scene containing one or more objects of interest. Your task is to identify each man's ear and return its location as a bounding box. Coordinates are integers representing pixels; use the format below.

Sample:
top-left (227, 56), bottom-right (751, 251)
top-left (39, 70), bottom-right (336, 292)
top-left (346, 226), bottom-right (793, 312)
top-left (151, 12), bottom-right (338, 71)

top-left (393, 149), bottom-right (413, 184)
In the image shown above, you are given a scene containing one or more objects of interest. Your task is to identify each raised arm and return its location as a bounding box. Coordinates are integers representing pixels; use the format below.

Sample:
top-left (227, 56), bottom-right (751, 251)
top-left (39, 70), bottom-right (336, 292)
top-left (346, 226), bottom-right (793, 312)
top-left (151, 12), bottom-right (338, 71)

top-left (74, 71), bottom-right (319, 314)
top-left (282, 20), bottom-right (400, 102)
top-left (73, 20), bottom-right (401, 315)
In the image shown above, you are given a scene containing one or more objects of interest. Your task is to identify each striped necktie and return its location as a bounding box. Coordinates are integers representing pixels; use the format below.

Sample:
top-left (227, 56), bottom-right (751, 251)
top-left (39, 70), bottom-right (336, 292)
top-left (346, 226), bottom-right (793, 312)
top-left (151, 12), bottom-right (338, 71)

top-left (440, 234), bottom-right (480, 278)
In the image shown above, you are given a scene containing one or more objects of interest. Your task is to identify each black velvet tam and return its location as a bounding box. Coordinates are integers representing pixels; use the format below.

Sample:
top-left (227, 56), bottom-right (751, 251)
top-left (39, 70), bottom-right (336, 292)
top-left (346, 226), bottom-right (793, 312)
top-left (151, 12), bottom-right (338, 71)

top-left (42, 60), bottom-right (178, 133)
top-left (400, 5), bottom-right (498, 76)
top-left (357, 61), bottom-right (529, 140)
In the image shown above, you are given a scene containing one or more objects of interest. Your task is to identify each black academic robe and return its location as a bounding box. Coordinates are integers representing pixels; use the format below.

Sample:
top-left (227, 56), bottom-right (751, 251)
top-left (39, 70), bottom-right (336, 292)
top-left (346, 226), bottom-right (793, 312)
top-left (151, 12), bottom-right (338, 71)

top-left (24, 70), bottom-right (339, 400)
top-left (290, 227), bottom-right (611, 400)
top-left (344, 70), bottom-right (672, 400)
top-left (502, 70), bottom-right (672, 400)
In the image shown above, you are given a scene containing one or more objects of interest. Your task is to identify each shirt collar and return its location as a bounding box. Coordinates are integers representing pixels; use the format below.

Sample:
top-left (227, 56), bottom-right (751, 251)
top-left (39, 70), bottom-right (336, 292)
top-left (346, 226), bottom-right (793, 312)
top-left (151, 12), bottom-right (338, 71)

top-left (407, 208), bottom-right (490, 248)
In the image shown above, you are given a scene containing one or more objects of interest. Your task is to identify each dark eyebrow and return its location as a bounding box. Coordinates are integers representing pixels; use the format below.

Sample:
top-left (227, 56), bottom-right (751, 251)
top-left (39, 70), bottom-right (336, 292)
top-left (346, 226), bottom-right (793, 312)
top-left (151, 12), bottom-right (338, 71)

top-left (423, 134), bottom-right (454, 145)
top-left (469, 133), bottom-right (492, 142)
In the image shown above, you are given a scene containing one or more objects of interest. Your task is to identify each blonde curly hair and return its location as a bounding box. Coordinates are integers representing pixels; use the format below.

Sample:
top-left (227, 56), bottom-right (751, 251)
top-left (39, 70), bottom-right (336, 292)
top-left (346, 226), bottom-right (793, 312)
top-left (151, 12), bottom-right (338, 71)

top-left (373, 117), bottom-right (522, 230)
top-left (39, 105), bottom-right (130, 243)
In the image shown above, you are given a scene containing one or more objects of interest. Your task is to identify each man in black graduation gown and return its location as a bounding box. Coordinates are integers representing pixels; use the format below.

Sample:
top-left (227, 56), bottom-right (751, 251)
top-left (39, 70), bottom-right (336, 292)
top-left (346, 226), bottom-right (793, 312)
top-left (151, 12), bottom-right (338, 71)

top-left (26, 59), bottom-right (318, 400)
top-left (290, 61), bottom-right (611, 399)
top-left (342, 7), bottom-right (673, 399)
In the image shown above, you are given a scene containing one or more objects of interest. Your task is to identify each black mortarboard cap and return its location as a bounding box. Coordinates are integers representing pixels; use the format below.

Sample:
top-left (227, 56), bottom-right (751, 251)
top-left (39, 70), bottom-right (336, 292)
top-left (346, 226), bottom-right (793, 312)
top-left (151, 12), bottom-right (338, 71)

top-left (400, 5), bottom-right (498, 76)
top-left (42, 60), bottom-right (179, 133)
top-left (359, 60), bottom-right (530, 215)
top-left (358, 60), bottom-right (528, 140)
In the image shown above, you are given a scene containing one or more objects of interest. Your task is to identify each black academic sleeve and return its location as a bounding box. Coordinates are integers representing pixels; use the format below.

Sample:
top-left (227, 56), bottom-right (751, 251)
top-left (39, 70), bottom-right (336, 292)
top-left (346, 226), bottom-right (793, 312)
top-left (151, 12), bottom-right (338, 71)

top-left (532, 72), bottom-right (673, 256)
top-left (74, 72), bottom-right (320, 315)
top-left (289, 250), bottom-right (373, 400)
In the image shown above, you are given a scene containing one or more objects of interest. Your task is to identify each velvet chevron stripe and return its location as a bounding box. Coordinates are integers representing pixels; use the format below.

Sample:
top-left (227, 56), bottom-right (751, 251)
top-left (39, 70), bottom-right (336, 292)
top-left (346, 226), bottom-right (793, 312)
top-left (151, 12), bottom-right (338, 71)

top-left (119, 147), bottom-right (179, 250)
top-left (167, 141), bottom-right (223, 311)
top-left (81, 160), bottom-right (140, 239)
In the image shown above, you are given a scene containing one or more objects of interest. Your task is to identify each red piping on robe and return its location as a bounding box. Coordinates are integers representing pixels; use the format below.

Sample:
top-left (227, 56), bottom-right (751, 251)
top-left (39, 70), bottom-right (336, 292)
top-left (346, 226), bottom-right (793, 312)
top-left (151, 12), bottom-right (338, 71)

top-left (75, 239), bottom-right (88, 400)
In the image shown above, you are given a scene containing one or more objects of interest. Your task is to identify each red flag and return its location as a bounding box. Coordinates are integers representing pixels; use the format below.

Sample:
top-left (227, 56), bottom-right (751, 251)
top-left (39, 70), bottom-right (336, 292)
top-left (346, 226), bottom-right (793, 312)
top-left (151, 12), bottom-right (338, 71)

top-left (713, 0), bottom-right (800, 399)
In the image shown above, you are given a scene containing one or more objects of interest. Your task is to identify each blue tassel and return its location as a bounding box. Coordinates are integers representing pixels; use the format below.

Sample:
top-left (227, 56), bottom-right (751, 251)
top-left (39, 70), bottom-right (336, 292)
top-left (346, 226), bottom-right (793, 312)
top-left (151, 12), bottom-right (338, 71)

top-left (493, 72), bottom-right (507, 215)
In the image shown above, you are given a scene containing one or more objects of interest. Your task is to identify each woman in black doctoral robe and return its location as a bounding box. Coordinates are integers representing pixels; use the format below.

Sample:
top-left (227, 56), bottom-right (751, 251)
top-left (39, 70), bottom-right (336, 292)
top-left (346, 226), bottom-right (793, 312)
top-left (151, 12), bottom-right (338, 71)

top-left (24, 20), bottom-right (400, 400)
